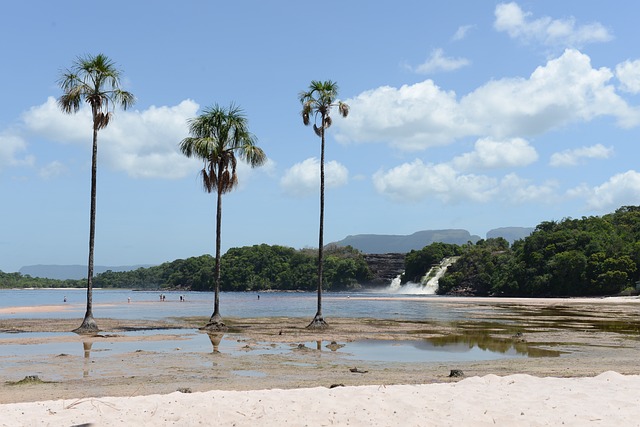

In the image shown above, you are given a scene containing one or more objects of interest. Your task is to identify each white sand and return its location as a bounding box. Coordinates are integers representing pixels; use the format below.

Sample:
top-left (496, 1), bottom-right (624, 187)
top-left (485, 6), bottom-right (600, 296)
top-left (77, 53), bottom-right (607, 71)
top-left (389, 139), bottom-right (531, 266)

top-left (1, 371), bottom-right (638, 426)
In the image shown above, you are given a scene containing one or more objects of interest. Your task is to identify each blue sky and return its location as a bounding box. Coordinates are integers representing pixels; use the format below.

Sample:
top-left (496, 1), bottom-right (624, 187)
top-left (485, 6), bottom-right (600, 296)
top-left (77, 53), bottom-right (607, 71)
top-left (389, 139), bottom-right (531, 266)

top-left (2, 1), bottom-right (640, 272)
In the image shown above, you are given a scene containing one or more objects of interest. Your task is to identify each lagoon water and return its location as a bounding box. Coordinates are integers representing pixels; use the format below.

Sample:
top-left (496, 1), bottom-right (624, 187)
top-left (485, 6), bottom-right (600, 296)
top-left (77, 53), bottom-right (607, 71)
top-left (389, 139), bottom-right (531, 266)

top-left (0, 289), bottom-right (548, 364)
top-left (0, 288), bottom-right (476, 322)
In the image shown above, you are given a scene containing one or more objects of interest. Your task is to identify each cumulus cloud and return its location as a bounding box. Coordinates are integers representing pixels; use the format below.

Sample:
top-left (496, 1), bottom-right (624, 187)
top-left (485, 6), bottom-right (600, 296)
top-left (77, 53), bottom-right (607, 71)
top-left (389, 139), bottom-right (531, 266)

top-left (412, 48), bottom-right (470, 74)
top-left (280, 157), bottom-right (349, 197)
top-left (22, 97), bottom-right (200, 179)
top-left (616, 59), bottom-right (640, 94)
top-left (549, 144), bottom-right (613, 167)
top-left (452, 138), bottom-right (538, 171)
top-left (372, 154), bottom-right (557, 205)
top-left (568, 171), bottom-right (640, 210)
top-left (494, 2), bottom-right (613, 48)
top-left (0, 132), bottom-right (34, 171)
top-left (336, 49), bottom-right (640, 150)
top-left (335, 80), bottom-right (469, 150)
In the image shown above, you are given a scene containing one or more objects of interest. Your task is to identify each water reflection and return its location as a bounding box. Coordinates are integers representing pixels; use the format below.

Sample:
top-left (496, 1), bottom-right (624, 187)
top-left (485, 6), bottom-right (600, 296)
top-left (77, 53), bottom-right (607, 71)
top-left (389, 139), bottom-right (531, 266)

top-left (426, 333), bottom-right (561, 358)
top-left (82, 341), bottom-right (93, 377)
top-left (207, 333), bottom-right (224, 354)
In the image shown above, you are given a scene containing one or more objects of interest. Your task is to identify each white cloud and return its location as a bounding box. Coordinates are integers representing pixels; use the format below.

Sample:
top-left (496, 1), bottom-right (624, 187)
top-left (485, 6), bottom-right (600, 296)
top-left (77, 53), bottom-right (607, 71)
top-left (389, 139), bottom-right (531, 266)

top-left (39, 161), bottom-right (67, 179)
top-left (337, 49), bottom-right (640, 150)
top-left (452, 25), bottom-right (474, 41)
top-left (0, 132), bottom-right (34, 171)
top-left (616, 59), bottom-right (640, 94)
top-left (494, 2), bottom-right (612, 48)
top-left (413, 48), bottom-right (470, 74)
top-left (23, 98), bottom-right (200, 179)
top-left (372, 156), bottom-right (557, 205)
top-left (549, 144), bottom-right (613, 167)
top-left (372, 160), bottom-right (497, 203)
top-left (335, 80), bottom-right (470, 150)
top-left (452, 138), bottom-right (538, 171)
top-left (568, 170), bottom-right (640, 210)
top-left (280, 157), bottom-right (348, 197)
top-left (498, 173), bottom-right (559, 204)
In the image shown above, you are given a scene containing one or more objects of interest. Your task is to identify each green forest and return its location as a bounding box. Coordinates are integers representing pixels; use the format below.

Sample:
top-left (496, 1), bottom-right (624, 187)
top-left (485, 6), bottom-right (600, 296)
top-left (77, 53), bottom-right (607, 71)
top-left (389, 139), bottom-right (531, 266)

top-left (433, 206), bottom-right (640, 296)
top-left (0, 245), bottom-right (371, 292)
top-left (2, 206), bottom-right (639, 297)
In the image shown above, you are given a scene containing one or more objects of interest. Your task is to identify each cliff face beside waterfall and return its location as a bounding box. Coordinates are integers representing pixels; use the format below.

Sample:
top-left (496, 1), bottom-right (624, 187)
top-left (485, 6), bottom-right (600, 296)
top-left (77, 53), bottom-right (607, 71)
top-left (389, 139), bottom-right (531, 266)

top-left (362, 253), bottom-right (406, 287)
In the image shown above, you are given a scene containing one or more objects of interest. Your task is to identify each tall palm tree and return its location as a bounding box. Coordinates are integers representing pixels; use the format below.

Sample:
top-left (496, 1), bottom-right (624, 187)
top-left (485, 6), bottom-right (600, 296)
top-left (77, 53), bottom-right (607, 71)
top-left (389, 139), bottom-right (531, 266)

top-left (299, 80), bottom-right (349, 329)
top-left (180, 103), bottom-right (266, 331)
top-left (57, 54), bottom-right (135, 334)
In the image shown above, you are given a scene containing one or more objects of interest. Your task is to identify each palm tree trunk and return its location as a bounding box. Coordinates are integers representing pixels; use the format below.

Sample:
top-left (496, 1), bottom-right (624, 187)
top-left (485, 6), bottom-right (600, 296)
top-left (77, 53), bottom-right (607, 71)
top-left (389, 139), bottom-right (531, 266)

top-left (308, 120), bottom-right (328, 329)
top-left (75, 124), bottom-right (99, 334)
top-left (206, 163), bottom-right (226, 331)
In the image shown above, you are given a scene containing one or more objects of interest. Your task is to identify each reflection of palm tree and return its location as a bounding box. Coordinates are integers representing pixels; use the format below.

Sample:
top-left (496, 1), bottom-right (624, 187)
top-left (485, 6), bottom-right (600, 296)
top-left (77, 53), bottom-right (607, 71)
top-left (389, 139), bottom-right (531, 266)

top-left (82, 341), bottom-right (94, 377)
top-left (180, 104), bottom-right (266, 331)
top-left (58, 54), bottom-right (135, 334)
top-left (207, 333), bottom-right (224, 353)
top-left (299, 81), bottom-right (349, 329)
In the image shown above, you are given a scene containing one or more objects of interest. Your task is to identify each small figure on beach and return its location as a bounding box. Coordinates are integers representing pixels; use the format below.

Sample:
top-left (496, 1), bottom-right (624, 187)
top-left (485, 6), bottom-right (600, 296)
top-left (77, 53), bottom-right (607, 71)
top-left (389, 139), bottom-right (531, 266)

top-left (63, 296), bottom-right (67, 303)
top-left (127, 297), bottom-right (131, 303)
top-left (257, 294), bottom-right (260, 300)
top-left (180, 295), bottom-right (183, 302)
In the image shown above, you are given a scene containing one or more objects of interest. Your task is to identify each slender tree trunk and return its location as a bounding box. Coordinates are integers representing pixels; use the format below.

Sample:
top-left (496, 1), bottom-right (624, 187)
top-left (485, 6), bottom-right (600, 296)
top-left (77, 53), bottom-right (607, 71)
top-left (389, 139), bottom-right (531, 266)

top-left (308, 117), bottom-right (328, 329)
top-left (206, 163), bottom-right (226, 331)
top-left (75, 123), bottom-right (99, 334)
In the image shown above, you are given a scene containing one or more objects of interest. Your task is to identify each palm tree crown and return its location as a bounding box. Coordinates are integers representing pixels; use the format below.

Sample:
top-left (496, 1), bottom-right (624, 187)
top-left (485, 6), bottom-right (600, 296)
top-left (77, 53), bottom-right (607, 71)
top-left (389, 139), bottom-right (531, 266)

top-left (58, 54), bottom-right (135, 130)
top-left (180, 103), bottom-right (266, 195)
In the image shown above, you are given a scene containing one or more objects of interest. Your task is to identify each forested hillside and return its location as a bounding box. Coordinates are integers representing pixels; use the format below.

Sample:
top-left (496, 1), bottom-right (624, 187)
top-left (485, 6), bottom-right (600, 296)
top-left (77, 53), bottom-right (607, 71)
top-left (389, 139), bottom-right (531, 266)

top-left (436, 206), bottom-right (640, 296)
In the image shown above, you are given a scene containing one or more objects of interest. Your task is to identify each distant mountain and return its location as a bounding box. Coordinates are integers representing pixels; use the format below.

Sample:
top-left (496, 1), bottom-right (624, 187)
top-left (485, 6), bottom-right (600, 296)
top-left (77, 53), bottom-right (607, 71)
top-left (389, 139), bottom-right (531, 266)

top-left (19, 264), bottom-right (155, 280)
top-left (333, 229), bottom-right (482, 254)
top-left (486, 227), bottom-right (534, 243)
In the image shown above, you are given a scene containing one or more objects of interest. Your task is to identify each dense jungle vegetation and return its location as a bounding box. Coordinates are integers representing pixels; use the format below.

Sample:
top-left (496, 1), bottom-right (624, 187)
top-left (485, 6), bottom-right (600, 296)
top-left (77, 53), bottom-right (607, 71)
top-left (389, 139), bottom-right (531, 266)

top-left (434, 206), bottom-right (640, 296)
top-left (2, 206), bottom-right (639, 297)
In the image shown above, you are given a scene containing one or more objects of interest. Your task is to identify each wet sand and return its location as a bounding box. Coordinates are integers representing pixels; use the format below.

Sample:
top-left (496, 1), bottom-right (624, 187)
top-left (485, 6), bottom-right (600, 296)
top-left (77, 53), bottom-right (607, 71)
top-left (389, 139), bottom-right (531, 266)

top-left (1, 296), bottom-right (640, 404)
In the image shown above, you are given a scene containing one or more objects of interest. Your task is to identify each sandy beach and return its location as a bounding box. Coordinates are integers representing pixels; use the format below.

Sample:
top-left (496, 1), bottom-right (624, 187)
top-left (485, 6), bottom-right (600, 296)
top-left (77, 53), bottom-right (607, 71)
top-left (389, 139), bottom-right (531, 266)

top-left (1, 296), bottom-right (640, 425)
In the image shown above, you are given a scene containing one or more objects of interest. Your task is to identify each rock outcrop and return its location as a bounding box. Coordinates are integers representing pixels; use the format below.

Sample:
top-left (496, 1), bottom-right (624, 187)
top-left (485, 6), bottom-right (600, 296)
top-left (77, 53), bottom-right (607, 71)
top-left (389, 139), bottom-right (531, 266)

top-left (362, 253), bottom-right (405, 287)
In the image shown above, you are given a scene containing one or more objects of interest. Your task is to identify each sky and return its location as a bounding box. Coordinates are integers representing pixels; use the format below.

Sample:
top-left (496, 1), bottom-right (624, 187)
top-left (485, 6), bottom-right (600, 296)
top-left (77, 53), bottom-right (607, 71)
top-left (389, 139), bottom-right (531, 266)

top-left (2, 1), bottom-right (640, 273)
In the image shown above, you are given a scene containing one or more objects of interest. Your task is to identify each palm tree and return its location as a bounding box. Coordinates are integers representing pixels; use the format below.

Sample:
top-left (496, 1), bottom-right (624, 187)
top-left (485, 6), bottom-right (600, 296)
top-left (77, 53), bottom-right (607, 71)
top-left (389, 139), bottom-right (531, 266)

top-left (299, 80), bottom-right (349, 329)
top-left (180, 103), bottom-right (266, 331)
top-left (57, 54), bottom-right (135, 334)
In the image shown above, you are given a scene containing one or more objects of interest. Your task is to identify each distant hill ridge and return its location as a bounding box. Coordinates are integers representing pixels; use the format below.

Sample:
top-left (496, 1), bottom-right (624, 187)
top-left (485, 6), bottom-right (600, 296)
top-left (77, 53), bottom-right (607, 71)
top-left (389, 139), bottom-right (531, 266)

top-left (19, 264), bottom-right (154, 280)
top-left (333, 227), bottom-right (533, 254)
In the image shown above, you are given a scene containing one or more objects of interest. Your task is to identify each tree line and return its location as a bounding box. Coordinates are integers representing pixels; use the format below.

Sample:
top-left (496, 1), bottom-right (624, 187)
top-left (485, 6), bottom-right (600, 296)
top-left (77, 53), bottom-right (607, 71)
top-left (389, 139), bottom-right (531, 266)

top-left (0, 245), bottom-right (371, 292)
top-left (429, 206), bottom-right (640, 297)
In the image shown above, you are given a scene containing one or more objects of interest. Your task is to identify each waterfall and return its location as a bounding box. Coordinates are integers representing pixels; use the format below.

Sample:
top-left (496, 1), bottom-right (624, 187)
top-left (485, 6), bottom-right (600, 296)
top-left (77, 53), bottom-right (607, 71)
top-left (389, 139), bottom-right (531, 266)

top-left (385, 257), bottom-right (458, 295)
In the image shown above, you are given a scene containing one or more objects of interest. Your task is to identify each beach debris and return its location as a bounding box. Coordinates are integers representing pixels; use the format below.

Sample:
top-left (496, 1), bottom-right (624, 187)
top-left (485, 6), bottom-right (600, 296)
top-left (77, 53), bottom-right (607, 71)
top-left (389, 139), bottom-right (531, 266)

top-left (325, 341), bottom-right (344, 351)
top-left (350, 367), bottom-right (368, 374)
top-left (7, 375), bottom-right (46, 386)
top-left (448, 369), bottom-right (465, 378)
top-left (329, 383), bottom-right (345, 388)
top-left (512, 331), bottom-right (526, 342)
top-left (177, 387), bottom-right (192, 393)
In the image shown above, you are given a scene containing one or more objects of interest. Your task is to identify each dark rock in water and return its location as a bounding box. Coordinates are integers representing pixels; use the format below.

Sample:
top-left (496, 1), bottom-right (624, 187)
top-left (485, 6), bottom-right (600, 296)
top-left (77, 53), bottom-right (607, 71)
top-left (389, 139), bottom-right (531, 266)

top-left (448, 369), bottom-right (465, 378)
top-left (362, 253), bottom-right (405, 287)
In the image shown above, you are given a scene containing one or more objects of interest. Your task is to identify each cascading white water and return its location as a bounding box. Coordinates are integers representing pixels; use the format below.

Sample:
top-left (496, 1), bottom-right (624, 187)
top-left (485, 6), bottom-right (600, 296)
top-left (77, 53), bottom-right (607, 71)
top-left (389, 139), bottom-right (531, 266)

top-left (385, 257), bottom-right (458, 295)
